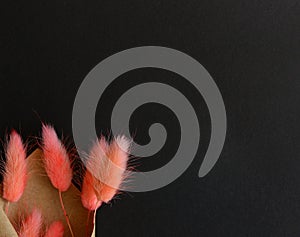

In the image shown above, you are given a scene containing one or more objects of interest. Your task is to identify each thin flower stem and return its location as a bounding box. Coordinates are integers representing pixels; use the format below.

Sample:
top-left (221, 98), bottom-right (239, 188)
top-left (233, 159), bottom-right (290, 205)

top-left (93, 210), bottom-right (97, 224)
top-left (93, 202), bottom-right (100, 225)
top-left (58, 190), bottom-right (74, 237)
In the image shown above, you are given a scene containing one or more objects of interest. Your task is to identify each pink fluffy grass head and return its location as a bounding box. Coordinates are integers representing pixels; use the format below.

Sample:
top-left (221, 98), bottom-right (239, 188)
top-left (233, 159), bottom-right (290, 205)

top-left (81, 169), bottom-right (102, 211)
top-left (2, 130), bottom-right (27, 203)
top-left (100, 135), bottom-right (130, 202)
top-left (18, 208), bottom-right (43, 237)
top-left (86, 135), bottom-right (130, 204)
top-left (41, 124), bottom-right (72, 192)
top-left (45, 221), bottom-right (64, 237)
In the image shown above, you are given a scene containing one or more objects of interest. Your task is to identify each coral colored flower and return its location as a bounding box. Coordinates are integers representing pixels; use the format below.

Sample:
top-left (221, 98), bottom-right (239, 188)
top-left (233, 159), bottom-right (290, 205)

top-left (45, 221), bottom-right (64, 237)
top-left (41, 124), bottom-right (72, 192)
top-left (100, 136), bottom-right (130, 202)
top-left (2, 130), bottom-right (27, 203)
top-left (81, 169), bottom-right (102, 211)
top-left (18, 208), bottom-right (43, 237)
top-left (82, 135), bottom-right (130, 206)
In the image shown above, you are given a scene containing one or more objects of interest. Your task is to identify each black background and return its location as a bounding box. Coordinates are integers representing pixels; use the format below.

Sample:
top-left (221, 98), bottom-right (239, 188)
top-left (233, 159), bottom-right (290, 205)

top-left (1, 0), bottom-right (300, 236)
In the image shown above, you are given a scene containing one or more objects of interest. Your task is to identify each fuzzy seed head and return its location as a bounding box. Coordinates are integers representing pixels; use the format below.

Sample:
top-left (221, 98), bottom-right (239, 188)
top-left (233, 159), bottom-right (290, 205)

top-left (2, 130), bottom-right (27, 203)
top-left (86, 135), bottom-right (130, 203)
top-left (81, 170), bottom-right (102, 211)
top-left (41, 124), bottom-right (72, 192)
top-left (100, 135), bottom-right (130, 202)
top-left (18, 208), bottom-right (43, 237)
top-left (45, 221), bottom-right (64, 237)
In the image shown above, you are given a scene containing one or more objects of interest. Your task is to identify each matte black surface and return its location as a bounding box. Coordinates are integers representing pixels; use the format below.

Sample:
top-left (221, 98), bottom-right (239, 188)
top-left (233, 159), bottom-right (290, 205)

top-left (1, 1), bottom-right (299, 236)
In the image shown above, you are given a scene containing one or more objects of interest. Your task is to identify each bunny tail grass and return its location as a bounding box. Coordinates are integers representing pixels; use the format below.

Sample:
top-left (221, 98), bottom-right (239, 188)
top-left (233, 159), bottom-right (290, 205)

top-left (42, 124), bottom-right (74, 237)
top-left (81, 135), bottom-right (130, 236)
top-left (81, 169), bottom-right (102, 237)
top-left (86, 135), bottom-right (130, 203)
top-left (45, 221), bottom-right (64, 237)
top-left (18, 208), bottom-right (42, 237)
top-left (2, 130), bottom-right (27, 214)
top-left (81, 170), bottom-right (102, 211)
top-left (41, 124), bottom-right (72, 191)
top-left (101, 135), bottom-right (130, 202)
